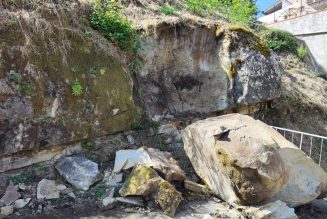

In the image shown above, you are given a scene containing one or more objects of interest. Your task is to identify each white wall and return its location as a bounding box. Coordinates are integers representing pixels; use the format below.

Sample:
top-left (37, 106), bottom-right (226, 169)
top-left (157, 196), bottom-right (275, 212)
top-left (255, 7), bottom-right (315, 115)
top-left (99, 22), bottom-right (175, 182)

top-left (267, 9), bottom-right (327, 72)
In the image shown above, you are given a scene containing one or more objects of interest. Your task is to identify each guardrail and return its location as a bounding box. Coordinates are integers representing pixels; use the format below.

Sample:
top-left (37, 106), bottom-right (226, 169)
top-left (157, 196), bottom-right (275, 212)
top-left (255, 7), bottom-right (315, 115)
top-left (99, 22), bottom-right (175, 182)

top-left (272, 126), bottom-right (327, 168)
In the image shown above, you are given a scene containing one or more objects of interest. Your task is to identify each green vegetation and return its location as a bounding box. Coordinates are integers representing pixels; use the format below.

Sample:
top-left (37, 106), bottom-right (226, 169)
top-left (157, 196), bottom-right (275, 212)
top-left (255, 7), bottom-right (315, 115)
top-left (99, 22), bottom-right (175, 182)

top-left (8, 70), bottom-right (36, 96)
top-left (72, 79), bottom-right (83, 96)
top-left (6, 172), bottom-right (36, 185)
top-left (160, 5), bottom-right (176, 15)
top-left (82, 140), bottom-right (94, 150)
top-left (297, 45), bottom-right (308, 60)
top-left (131, 109), bottom-right (144, 130)
top-left (84, 30), bottom-right (93, 38)
top-left (90, 0), bottom-right (140, 53)
top-left (185, 0), bottom-right (257, 25)
top-left (261, 29), bottom-right (298, 53)
top-left (91, 184), bottom-right (107, 199)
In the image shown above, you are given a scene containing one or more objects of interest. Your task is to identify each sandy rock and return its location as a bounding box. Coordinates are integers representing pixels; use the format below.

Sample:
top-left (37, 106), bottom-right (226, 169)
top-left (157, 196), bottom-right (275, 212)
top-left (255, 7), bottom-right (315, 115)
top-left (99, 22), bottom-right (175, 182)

top-left (37, 179), bottom-right (61, 200)
top-left (120, 164), bottom-right (182, 217)
top-left (55, 156), bottom-right (101, 191)
top-left (184, 180), bottom-right (210, 194)
top-left (182, 114), bottom-right (327, 206)
top-left (1, 205), bottom-right (14, 216)
top-left (244, 200), bottom-right (298, 219)
top-left (13, 198), bottom-right (31, 209)
top-left (0, 181), bottom-right (21, 206)
top-left (114, 147), bottom-right (186, 182)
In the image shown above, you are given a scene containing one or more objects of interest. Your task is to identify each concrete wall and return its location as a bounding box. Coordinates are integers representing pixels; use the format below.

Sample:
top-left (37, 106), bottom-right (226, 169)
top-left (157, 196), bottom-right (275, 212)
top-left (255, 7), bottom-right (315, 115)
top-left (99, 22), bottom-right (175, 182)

top-left (267, 9), bottom-right (327, 73)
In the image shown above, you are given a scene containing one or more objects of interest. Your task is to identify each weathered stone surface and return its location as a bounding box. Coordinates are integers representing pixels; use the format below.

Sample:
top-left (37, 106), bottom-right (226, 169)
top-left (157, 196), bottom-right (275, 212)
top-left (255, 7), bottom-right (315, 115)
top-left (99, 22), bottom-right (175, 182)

top-left (120, 164), bottom-right (182, 217)
top-left (0, 181), bottom-right (21, 206)
top-left (114, 147), bottom-right (186, 182)
top-left (13, 198), bottom-right (31, 209)
top-left (243, 201), bottom-right (298, 219)
top-left (182, 114), bottom-right (327, 206)
top-left (139, 22), bottom-right (282, 117)
top-left (37, 179), bottom-right (61, 200)
top-left (0, 1), bottom-right (136, 160)
top-left (184, 180), bottom-right (209, 194)
top-left (116, 197), bottom-right (144, 207)
top-left (103, 170), bottom-right (123, 187)
top-left (1, 205), bottom-right (14, 216)
top-left (55, 156), bottom-right (100, 191)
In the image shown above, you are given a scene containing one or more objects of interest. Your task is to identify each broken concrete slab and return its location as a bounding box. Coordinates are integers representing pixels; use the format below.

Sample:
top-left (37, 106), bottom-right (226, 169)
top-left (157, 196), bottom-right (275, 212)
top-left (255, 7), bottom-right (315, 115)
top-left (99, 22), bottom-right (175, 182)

top-left (184, 180), bottom-right (210, 194)
top-left (243, 200), bottom-right (298, 219)
top-left (55, 156), bottom-right (101, 191)
top-left (1, 205), bottom-right (14, 216)
top-left (37, 179), bottom-right (61, 200)
top-left (0, 181), bottom-right (21, 206)
top-left (13, 198), bottom-right (31, 209)
top-left (120, 164), bottom-right (182, 217)
top-left (114, 147), bottom-right (186, 182)
top-left (182, 114), bottom-right (327, 206)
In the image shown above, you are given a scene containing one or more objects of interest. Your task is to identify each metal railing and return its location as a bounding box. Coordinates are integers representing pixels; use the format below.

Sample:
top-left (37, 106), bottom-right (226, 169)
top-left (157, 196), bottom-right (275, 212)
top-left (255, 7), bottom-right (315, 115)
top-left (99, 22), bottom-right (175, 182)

top-left (272, 126), bottom-right (327, 168)
top-left (307, 0), bottom-right (327, 5)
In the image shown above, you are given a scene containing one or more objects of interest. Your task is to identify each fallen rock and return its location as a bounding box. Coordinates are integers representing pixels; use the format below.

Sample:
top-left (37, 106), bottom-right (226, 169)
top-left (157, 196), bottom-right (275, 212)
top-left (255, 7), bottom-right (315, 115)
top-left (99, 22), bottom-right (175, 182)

top-left (0, 181), bottom-right (21, 206)
top-left (127, 135), bottom-right (135, 144)
top-left (102, 170), bottom-right (123, 187)
top-left (102, 197), bottom-right (117, 209)
top-left (37, 179), bottom-right (61, 200)
top-left (244, 200), bottom-right (298, 219)
top-left (184, 180), bottom-right (210, 194)
top-left (1, 205), bottom-right (14, 216)
top-left (113, 147), bottom-right (186, 182)
top-left (18, 183), bottom-right (27, 191)
top-left (55, 156), bottom-right (101, 191)
top-left (182, 114), bottom-right (327, 206)
top-left (116, 197), bottom-right (144, 207)
top-left (13, 198), bottom-right (31, 209)
top-left (120, 164), bottom-right (182, 217)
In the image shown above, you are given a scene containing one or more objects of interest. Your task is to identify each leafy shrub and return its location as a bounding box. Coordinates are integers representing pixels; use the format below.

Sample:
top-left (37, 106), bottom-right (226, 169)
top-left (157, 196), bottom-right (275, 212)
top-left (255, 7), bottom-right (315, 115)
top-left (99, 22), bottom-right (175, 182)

top-left (261, 29), bottom-right (298, 53)
top-left (82, 140), bottom-right (94, 150)
top-left (72, 79), bottom-right (83, 96)
top-left (184, 0), bottom-right (257, 25)
top-left (160, 5), bottom-right (175, 15)
top-left (90, 0), bottom-right (140, 53)
top-left (297, 45), bottom-right (308, 60)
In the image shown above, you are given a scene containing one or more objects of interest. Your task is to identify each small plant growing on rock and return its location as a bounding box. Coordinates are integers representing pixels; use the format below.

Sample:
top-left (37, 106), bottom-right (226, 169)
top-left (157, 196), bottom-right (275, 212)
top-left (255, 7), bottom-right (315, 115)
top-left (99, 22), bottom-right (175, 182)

top-left (82, 140), bottom-right (94, 150)
top-left (72, 79), bottom-right (83, 96)
top-left (297, 45), bottom-right (308, 60)
top-left (91, 184), bottom-right (107, 199)
top-left (84, 30), bottom-right (93, 38)
top-left (9, 70), bottom-right (22, 84)
top-left (160, 5), bottom-right (175, 15)
top-left (261, 29), bottom-right (298, 53)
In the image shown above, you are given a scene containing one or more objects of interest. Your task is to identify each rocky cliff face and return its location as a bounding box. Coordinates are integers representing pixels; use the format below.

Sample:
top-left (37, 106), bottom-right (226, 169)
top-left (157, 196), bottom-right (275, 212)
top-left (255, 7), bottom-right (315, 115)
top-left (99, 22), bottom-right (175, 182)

top-left (0, 1), bottom-right (136, 160)
top-left (0, 0), bottom-right (282, 171)
top-left (132, 3), bottom-right (282, 117)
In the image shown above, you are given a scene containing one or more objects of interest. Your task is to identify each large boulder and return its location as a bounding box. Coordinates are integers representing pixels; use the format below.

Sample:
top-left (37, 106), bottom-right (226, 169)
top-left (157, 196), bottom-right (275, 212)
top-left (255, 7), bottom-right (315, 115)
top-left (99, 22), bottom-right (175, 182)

top-left (182, 114), bottom-right (327, 206)
top-left (138, 22), bottom-right (282, 117)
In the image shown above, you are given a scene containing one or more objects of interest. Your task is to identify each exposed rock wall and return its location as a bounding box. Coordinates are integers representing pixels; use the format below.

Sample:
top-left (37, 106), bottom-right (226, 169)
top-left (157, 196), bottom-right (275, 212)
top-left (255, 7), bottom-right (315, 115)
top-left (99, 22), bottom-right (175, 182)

top-left (0, 1), bottom-right (136, 165)
top-left (138, 22), bottom-right (282, 117)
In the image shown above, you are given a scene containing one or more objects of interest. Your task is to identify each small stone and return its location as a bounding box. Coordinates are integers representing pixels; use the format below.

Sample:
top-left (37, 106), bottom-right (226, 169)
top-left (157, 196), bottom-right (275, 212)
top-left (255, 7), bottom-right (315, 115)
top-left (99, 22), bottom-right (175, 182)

top-left (56, 184), bottom-right (67, 191)
top-left (127, 135), bottom-right (135, 144)
top-left (184, 179), bottom-right (210, 194)
top-left (103, 170), bottom-right (123, 187)
top-left (102, 197), bottom-right (117, 209)
top-left (18, 183), bottom-right (27, 191)
top-left (116, 197), bottom-right (144, 207)
top-left (1, 205), bottom-right (14, 216)
top-left (37, 179), bottom-right (60, 200)
top-left (13, 198), bottom-right (31, 209)
top-left (68, 192), bottom-right (76, 199)
top-left (0, 181), bottom-right (21, 206)
top-left (55, 156), bottom-right (101, 191)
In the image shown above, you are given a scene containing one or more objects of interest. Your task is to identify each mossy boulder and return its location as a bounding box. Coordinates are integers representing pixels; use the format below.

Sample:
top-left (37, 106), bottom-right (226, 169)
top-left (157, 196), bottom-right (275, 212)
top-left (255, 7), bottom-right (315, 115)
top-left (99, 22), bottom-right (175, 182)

top-left (0, 2), bottom-right (136, 157)
top-left (120, 164), bottom-right (183, 217)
